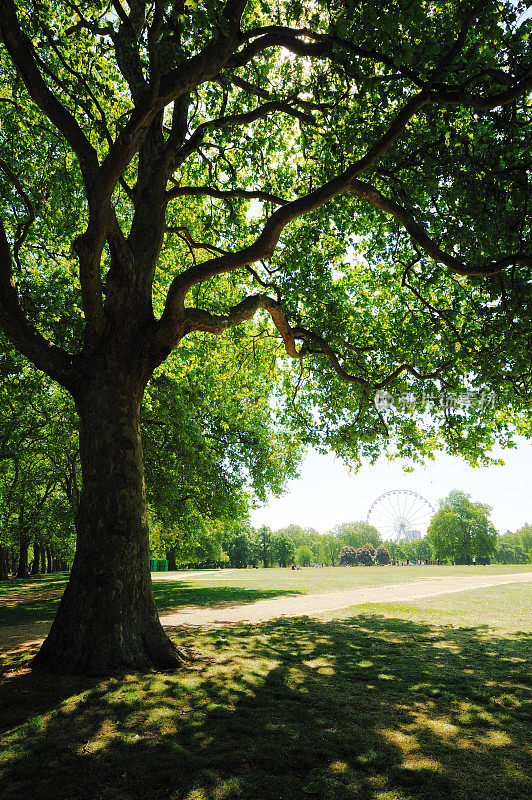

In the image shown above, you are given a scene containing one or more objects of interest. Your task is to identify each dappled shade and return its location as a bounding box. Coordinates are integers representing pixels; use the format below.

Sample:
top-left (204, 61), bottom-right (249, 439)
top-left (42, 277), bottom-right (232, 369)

top-left (1, 614), bottom-right (529, 800)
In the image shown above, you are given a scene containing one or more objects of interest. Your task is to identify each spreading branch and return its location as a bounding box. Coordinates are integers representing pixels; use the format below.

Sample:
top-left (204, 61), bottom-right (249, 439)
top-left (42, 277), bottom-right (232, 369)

top-left (0, 0), bottom-right (99, 186)
top-left (350, 179), bottom-right (532, 276)
top-left (166, 186), bottom-right (287, 205)
top-left (0, 219), bottom-right (75, 387)
top-left (182, 293), bottom-right (448, 396)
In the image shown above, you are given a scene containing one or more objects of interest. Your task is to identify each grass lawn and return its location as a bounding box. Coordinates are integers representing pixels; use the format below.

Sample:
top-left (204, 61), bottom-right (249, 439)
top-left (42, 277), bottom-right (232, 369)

top-left (1, 564), bottom-right (530, 627)
top-left (0, 570), bottom-right (531, 799)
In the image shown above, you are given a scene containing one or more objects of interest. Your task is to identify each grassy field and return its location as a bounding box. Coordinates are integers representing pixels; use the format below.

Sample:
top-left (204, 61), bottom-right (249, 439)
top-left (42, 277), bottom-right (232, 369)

top-left (0, 568), bottom-right (530, 800)
top-left (1, 564), bottom-right (530, 627)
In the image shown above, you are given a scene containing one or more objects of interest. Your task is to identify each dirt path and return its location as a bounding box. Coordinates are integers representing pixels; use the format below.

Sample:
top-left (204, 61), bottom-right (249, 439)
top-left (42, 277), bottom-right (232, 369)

top-left (159, 571), bottom-right (532, 626)
top-left (1, 572), bottom-right (530, 657)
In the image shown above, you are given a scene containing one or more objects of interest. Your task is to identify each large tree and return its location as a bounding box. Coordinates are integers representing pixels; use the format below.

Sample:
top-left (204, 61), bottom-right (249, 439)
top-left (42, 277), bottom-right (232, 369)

top-left (428, 489), bottom-right (497, 562)
top-left (0, 0), bottom-right (530, 673)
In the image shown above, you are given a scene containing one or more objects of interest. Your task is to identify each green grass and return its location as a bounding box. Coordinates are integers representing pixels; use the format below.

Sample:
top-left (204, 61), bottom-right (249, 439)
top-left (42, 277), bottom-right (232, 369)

top-left (157, 564), bottom-right (531, 596)
top-left (1, 565), bottom-right (530, 627)
top-left (0, 577), bottom-right (531, 800)
top-left (320, 583), bottom-right (532, 632)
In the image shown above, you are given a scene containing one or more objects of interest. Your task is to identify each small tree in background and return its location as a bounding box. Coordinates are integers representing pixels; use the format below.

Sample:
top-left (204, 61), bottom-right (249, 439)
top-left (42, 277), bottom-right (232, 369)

top-left (356, 544), bottom-right (376, 566)
top-left (495, 535), bottom-right (528, 564)
top-left (375, 545), bottom-right (391, 565)
top-left (386, 542), bottom-right (407, 561)
top-left (273, 535), bottom-right (295, 568)
top-left (294, 545), bottom-right (313, 567)
top-left (333, 522), bottom-right (381, 551)
top-left (338, 546), bottom-right (358, 566)
top-left (515, 524), bottom-right (532, 560)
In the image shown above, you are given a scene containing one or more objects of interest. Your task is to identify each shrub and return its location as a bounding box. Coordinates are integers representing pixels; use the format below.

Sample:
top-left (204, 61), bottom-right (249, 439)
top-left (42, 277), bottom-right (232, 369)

top-left (375, 545), bottom-right (391, 565)
top-left (338, 545), bottom-right (358, 565)
top-left (356, 544), bottom-right (376, 566)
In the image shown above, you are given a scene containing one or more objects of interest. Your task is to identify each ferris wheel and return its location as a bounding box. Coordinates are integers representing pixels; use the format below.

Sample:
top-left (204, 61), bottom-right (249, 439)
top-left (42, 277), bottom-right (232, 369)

top-left (367, 490), bottom-right (435, 543)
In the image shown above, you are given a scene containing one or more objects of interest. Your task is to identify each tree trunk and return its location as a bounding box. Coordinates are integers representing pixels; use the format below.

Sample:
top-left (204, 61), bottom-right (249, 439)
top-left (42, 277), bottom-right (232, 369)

top-left (40, 545), bottom-right (47, 573)
top-left (31, 543), bottom-right (42, 575)
top-left (45, 546), bottom-right (52, 573)
top-left (167, 549), bottom-right (177, 571)
top-left (16, 534), bottom-right (30, 578)
top-left (0, 545), bottom-right (9, 580)
top-left (32, 376), bottom-right (184, 675)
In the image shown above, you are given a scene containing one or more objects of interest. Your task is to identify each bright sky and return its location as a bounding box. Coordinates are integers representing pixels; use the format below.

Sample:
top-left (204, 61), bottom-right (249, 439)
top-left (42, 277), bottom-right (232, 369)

top-left (249, 437), bottom-right (532, 536)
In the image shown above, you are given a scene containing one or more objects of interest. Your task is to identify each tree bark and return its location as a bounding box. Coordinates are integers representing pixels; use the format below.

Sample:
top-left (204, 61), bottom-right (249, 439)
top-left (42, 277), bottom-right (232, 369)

top-left (31, 543), bottom-right (42, 575)
top-left (32, 373), bottom-right (185, 675)
top-left (40, 545), bottom-right (47, 573)
top-left (16, 533), bottom-right (29, 578)
top-left (167, 549), bottom-right (177, 571)
top-left (0, 545), bottom-right (9, 580)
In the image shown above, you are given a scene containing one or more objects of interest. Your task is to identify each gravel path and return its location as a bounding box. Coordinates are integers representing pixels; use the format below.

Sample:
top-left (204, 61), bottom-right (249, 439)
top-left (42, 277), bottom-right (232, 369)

top-left (1, 572), bottom-right (530, 655)
top-left (159, 571), bottom-right (532, 626)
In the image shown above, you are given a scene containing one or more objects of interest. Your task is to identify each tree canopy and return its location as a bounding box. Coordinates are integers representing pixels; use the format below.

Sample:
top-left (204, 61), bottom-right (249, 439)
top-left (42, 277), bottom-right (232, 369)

top-left (428, 489), bottom-right (497, 562)
top-left (0, 0), bottom-right (530, 673)
top-left (1, 0), bottom-right (530, 461)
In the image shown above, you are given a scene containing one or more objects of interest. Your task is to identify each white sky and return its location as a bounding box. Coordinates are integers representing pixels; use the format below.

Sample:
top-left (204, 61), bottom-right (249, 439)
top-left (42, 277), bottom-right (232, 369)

top-left (249, 437), bottom-right (532, 536)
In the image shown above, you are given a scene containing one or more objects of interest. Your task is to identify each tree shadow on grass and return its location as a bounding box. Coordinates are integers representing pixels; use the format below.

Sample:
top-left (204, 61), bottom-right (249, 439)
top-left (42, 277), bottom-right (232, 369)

top-left (0, 614), bottom-right (530, 800)
top-left (0, 575), bottom-right (69, 599)
top-left (152, 582), bottom-right (302, 612)
top-left (0, 582), bottom-right (302, 627)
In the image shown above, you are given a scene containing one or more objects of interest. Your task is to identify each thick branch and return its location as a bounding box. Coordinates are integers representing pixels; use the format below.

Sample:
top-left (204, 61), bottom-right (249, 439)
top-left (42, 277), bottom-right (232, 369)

top-left (159, 89), bottom-right (433, 332)
top-left (165, 100), bottom-right (316, 176)
top-left (430, 72), bottom-right (532, 110)
top-left (166, 186), bottom-right (287, 205)
top-left (182, 294), bottom-right (448, 395)
top-left (0, 0), bottom-right (99, 186)
top-left (97, 0), bottom-right (248, 204)
top-left (350, 179), bottom-right (532, 276)
top-left (0, 156), bottom-right (35, 269)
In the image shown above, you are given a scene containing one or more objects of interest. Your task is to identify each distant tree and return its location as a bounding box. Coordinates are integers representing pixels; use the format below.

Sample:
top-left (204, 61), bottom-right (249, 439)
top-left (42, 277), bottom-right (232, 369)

top-left (494, 534), bottom-right (528, 564)
top-left (386, 542), bottom-right (407, 561)
top-left (356, 544), bottom-right (376, 566)
top-left (258, 526), bottom-right (274, 567)
top-left (375, 545), bottom-right (391, 565)
top-left (408, 537), bottom-right (433, 562)
top-left (338, 546), bottom-right (358, 566)
top-left (333, 521), bottom-right (381, 550)
top-left (272, 534), bottom-right (295, 568)
top-left (428, 491), bottom-right (497, 564)
top-left (316, 533), bottom-right (337, 566)
top-left (224, 521), bottom-right (255, 568)
top-left (294, 545), bottom-right (313, 567)
top-left (516, 524), bottom-right (532, 558)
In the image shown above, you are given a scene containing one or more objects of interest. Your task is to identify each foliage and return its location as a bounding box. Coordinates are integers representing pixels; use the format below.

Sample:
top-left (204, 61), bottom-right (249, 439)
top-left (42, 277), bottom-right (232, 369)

top-left (494, 533), bottom-right (529, 564)
top-left (428, 490), bottom-right (498, 563)
top-left (338, 545), bottom-right (358, 566)
top-left (332, 521), bottom-right (381, 550)
top-left (355, 543), bottom-right (376, 566)
top-left (375, 545), bottom-right (391, 565)
top-left (0, 335), bottom-right (77, 576)
top-left (143, 344), bottom-right (303, 546)
top-left (257, 525), bottom-right (274, 567)
top-left (0, 0), bottom-right (530, 472)
top-left (516, 523), bottom-right (532, 554)
top-left (294, 545), bottom-right (313, 566)
top-left (271, 533), bottom-right (294, 567)
top-left (223, 521), bottom-right (257, 568)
